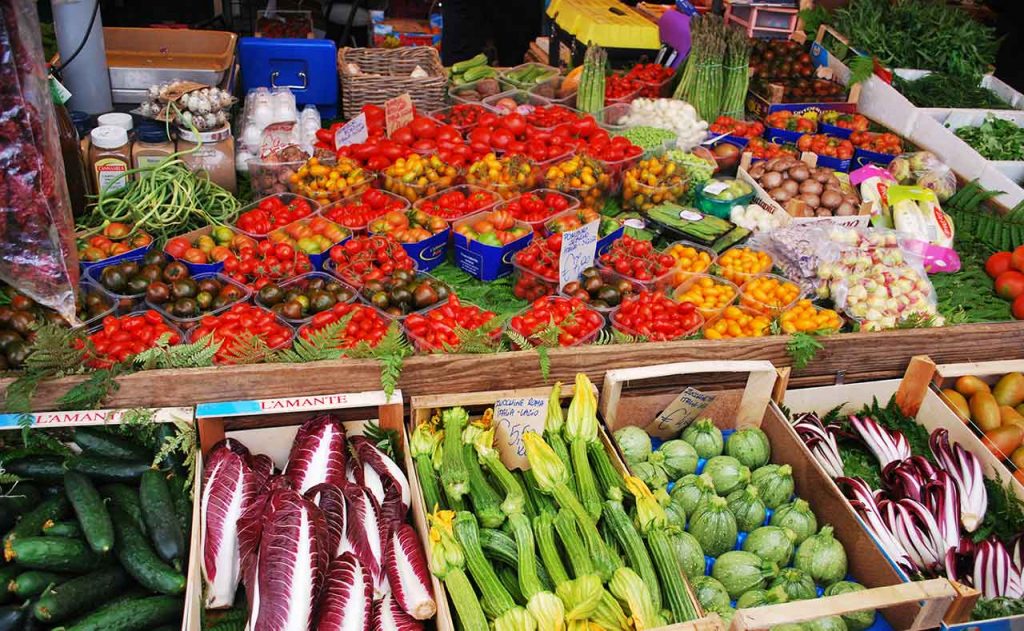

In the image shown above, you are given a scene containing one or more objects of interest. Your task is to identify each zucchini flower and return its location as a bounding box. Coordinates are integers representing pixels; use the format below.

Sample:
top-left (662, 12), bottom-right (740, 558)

top-left (609, 567), bottom-right (667, 630)
top-left (556, 574), bottom-right (603, 623)
top-left (440, 407), bottom-right (470, 501)
top-left (525, 432), bottom-right (569, 492)
top-left (564, 373), bottom-right (602, 520)
top-left (412, 422), bottom-right (444, 512)
top-left (592, 590), bottom-right (629, 631)
top-left (427, 510), bottom-right (488, 629)
top-left (544, 382), bottom-right (576, 499)
top-left (624, 476), bottom-right (667, 534)
top-left (495, 607), bottom-right (538, 631)
top-left (527, 591), bottom-right (566, 631)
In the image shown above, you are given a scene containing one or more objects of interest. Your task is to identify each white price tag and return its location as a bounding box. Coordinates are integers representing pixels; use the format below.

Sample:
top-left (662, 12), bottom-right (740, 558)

top-left (335, 113), bottom-right (368, 148)
top-left (558, 220), bottom-right (600, 291)
top-left (645, 387), bottom-right (716, 439)
top-left (492, 396), bottom-right (548, 469)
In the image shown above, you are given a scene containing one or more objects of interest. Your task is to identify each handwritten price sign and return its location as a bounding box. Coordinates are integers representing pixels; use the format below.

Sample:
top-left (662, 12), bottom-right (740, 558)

top-left (558, 220), bottom-right (599, 290)
top-left (335, 113), bottom-right (368, 148)
top-left (492, 396), bottom-right (547, 469)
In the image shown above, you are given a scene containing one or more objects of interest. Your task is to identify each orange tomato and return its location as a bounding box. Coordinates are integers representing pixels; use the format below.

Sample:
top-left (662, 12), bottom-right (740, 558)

top-left (982, 425), bottom-right (1024, 459)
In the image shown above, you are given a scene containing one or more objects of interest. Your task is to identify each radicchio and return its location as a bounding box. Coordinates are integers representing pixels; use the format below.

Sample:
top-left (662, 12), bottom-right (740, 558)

top-left (373, 592), bottom-right (425, 631)
top-left (384, 523), bottom-right (436, 620)
top-left (849, 415), bottom-right (911, 468)
top-left (930, 429), bottom-right (988, 532)
top-left (350, 435), bottom-right (411, 516)
top-left (792, 412), bottom-right (844, 478)
top-left (246, 486), bottom-right (329, 631)
top-left (201, 439), bottom-right (257, 608)
top-left (316, 552), bottom-right (372, 631)
top-left (975, 539), bottom-right (1024, 599)
top-left (284, 414), bottom-right (348, 493)
top-left (305, 483), bottom-right (349, 558)
top-left (345, 483), bottom-right (385, 595)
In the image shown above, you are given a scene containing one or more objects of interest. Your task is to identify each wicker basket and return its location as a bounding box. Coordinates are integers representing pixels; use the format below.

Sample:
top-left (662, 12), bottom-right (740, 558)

top-left (338, 47), bottom-right (447, 120)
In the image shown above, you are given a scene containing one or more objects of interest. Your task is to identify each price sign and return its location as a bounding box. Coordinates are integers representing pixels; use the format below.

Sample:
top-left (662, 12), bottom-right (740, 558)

top-left (385, 93), bottom-right (415, 137)
top-left (335, 113), bottom-right (368, 148)
top-left (645, 387), bottom-right (716, 438)
top-left (492, 396), bottom-right (548, 469)
top-left (558, 220), bottom-right (599, 291)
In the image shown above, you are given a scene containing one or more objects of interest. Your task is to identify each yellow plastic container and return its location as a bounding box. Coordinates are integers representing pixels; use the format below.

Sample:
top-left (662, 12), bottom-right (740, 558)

top-left (546, 0), bottom-right (660, 50)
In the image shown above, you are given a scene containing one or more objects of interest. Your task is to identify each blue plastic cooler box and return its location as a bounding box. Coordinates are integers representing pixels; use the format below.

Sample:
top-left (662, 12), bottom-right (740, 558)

top-left (239, 37), bottom-right (339, 118)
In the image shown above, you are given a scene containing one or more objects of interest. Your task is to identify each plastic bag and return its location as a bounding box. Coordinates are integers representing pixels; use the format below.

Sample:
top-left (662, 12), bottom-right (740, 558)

top-left (0, 1), bottom-right (78, 322)
top-left (748, 223), bottom-right (839, 294)
top-left (886, 151), bottom-right (957, 202)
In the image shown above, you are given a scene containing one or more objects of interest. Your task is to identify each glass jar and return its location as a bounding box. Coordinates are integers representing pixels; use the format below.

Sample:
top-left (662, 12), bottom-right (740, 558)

top-left (133, 123), bottom-right (175, 170)
top-left (176, 125), bottom-right (237, 193)
top-left (88, 125), bottom-right (130, 194)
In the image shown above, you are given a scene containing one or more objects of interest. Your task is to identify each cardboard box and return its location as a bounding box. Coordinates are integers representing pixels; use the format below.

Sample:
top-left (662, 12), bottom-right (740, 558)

top-left (783, 356), bottom-right (1023, 630)
top-left (598, 360), bottom-right (957, 631)
top-left (372, 14), bottom-right (441, 50)
top-left (736, 152), bottom-right (872, 228)
top-left (0, 407), bottom-right (200, 631)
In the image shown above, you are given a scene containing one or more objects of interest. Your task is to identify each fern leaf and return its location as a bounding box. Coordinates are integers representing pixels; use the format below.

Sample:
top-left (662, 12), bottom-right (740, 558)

top-left (219, 334), bottom-right (276, 366)
top-left (362, 420), bottom-right (398, 458)
top-left (786, 331), bottom-right (825, 371)
top-left (153, 418), bottom-right (198, 492)
top-left (5, 374), bottom-right (40, 414)
top-left (57, 367), bottom-right (122, 410)
top-left (277, 314), bottom-right (354, 364)
top-left (537, 346), bottom-right (551, 381)
top-left (21, 324), bottom-right (89, 378)
top-left (134, 333), bottom-right (221, 370)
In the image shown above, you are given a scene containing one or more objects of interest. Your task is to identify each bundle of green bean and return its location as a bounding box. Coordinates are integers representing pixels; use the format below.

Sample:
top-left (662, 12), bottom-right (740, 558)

top-left (82, 158), bottom-right (240, 241)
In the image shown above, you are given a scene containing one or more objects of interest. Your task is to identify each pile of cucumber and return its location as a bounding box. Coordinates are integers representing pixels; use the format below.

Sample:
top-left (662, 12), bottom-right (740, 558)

top-left (0, 426), bottom-right (190, 631)
top-left (449, 53), bottom-right (497, 85)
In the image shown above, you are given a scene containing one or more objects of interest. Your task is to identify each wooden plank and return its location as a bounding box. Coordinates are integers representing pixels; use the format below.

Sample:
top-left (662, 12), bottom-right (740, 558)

top-left (5, 322), bottom-right (1024, 411)
top-left (895, 355), bottom-right (936, 417)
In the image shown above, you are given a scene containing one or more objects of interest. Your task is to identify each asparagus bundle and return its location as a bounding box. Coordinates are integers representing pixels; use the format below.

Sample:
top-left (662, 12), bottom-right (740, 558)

top-left (577, 43), bottom-right (608, 114)
top-left (674, 15), bottom-right (751, 122)
top-left (721, 27), bottom-right (752, 118)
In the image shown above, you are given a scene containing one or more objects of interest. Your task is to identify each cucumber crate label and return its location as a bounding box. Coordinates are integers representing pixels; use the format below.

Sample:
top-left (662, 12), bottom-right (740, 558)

top-left (648, 387), bottom-right (715, 438)
top-left (492, 396), bottom-right (548, 469)
top-left (0, 407), bottom-right (192, 429)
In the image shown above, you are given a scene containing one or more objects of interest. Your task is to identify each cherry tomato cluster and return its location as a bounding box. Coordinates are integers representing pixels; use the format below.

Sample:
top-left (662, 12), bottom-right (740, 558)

top-left (822, 111), bottom-right (869, 132)
top-left (624, 63), bottom-right (675, 98)
top-left (849, 131), bottom-right (903, 155)
top-left (747, 137), bottom-right (798, 161)
top-left (510, 296), bottom-right (604, 347)
top-left (268, 217), bottom-right (350, 255)
top-left (454, 208), bottom-right (532, 247)
top-left (404, 295), bottom-right (500, 351)
top-left (605, 74), bottom-right (641, 103)
top-left (429, 104), bottom-right (490, 131)
top-left (416, 187), bottom-right (498, 221)
top-left (709, 116), bottom-right (766, 139)
top-left (513, 234), bottom-right (563, 300)
top-left (221, 239), bottom-right (313, 290)
top-left (80, 311), bottom-right (182, 368)
top-left (235, 195), bottom-right (316, 237)
top-left (525, 105), bottom-right (582, 130)
top-left (545, 208), bottom-right (620, 238)
top-left (327, 235), bottom-right (416, 287)
top-left (191, 303), bottom-right (294, 364)
top-left (165, 226), bottom-right (254, 266)
top-left (469, 113), bottom-right (574, 163)
top-left (368, 208), bottom-right (448, 244)
top-left (300, 302), bottom-right (389, 349)
top-left (612, 291), bottom-right (703, 341)
top-left (582, 134), bottom-right (643, 164)
top-left (765, 110), bottom-right (817, 133)
top-left (598, 236), bottom-right (675, 283)
top-left (796, 134), bottom-right (855, 160)
top-left (321, 189), bottom-right (409, 231)
top-left (500, 190), bottom-right (575, 225)
top-left (78, 223), bottom-right (153, 262)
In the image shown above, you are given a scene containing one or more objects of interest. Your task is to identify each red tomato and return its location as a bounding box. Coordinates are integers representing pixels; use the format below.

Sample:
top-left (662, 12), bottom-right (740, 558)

top-left (987, 251), bottom-right (1013, 279)
top-left (1012, 246), bottom-right (1024, 273)
top-left (1014, 293), bottom-right (1024, 320)
top-left (995, 270), bottom-right (1024, 300)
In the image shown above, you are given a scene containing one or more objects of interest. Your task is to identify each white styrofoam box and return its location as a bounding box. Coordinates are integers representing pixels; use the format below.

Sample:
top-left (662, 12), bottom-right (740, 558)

top-left (854, 75), bottom-right (921, 138)
top-left (893, 68), bottom-right (1024, 111)
top-left (923, 108), bottom-right (1024, 186)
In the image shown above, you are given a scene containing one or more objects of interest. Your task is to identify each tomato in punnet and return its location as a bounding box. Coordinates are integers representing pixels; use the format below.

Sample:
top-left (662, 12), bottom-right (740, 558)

top-left (190, 303), bottom-right (293, 364)
top-left (513, 234), bottom-right (563, 300)
top-left (995, 270), bottom-right (1024, 300)
top-left (221, 237), bottom-right (313, 290)
top-left (525, 105), bottom-right (581, 130)
top-left (327, 235), bottom-right (415, 287)
top-left (612, 291), bottom-right (703, 341)
top-left (582, 133), bottom-right (643, 163)
top-left (605, 73), bottom-right (641, 103)
top-left (746, 137), bottom-right (797, 160)
top-left (796, 134), bottom-right (854, 160)
top-left (850, 131), bottom-right (903, 155)
top-left (509, 296), bottom-right (604, 347)
top-left (299, 302), bottom-right (389, 349)
top-left (321, 189), bottom-right (409, 230)
top-left (416, 188), bottom-right (499, 221)
top-left (78, 311), bottom-right (182, 368)
top-left (236, 195), bottom-right (315, 236)
top-left (765, 110), bottom-right (816, 133)
top-left (501, 191), bottom-right (573, 224)
top-left (624, 63), bottom-right (675, 98)
top-left (1014, 293), bottom-right (1024, 320)
top-left (598, 236), bottom-right (675, 282)
top-left (431, 104), bottom-right (488, 130)
top-left (1012, 246), bottom-right (1024, 273)
top-left (404, 295), bottom-right (499, 351)
top-left (987, 251), bottom-right (1014, 278)
top-left (708, 116), bottom-right (765, 139)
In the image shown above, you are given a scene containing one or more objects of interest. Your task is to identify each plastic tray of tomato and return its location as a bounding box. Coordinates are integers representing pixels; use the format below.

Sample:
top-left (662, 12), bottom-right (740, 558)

top-left (414, 185), bottom-right (500, 222)
top-left (254, 271), bottom-right (358, 324)
top-left (190, 303), bottom-right (294, 365)
top-left (560, 266), bottom-right (638, 313)
top-left (596, 235), bottom-right (678, 292)
top-left (320, 189), bottom-right (410, 233)
top-left (511, 234), bottom-right (563, 301)
top-left (497, 189), bottom-right (579, 233)
top-left (81, 310), bottom-right (184, 369)
top-left (359, 270), bottom-right (453, 320)
top-left (709, 116), bottom-right (765, 140)
top-left (403, 295), bottom-right (501, 352)
top-left (428, 103), bottom-right (491, 132)
top-left (625, 63), bottom-right (675, 98)
top-left (525, 105), bottom-right (583, 131)
top-left (77, 222), bottom-right (154, 273)
top-left (234, 193), bottom-right (319, 238)
top-left (324, 235), bottom-right (417, 289)
top-left (507, 296), bottom-right (605, 347)
top-left (145, 272), bottom-right (251, 329)
top-left (221, 239), bottom-right (314, 291)
top-left (610, 290), bottom-right (704, 341)
top-left (268, 216), bottom-right (351, 271)
top-left (297, 302), bottom-right (390, 350)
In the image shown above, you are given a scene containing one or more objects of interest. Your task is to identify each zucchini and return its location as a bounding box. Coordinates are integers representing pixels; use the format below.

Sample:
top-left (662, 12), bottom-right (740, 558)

top-left (32, 566), bottom-right (128, 623)
top-left (139, 470), bottom-right (185, 566)
top-left (0, 485), bottom-right (40, 532)
top-left (110, 508), bottom-right (185, 595)
top-left (8, 571), bottom-right (65, 599)
top-left (462, 65), bottom-right (496, 82)
top-left (0, 603), bottom-right (27, 631)
top-left (73, 428), bottom-right (150, 461)
top-left (63, 472), bottom-right (114, 554)
top-left (41, 522), bottom-right (81, 539)
top-left (2, 458), bottom-right (64, 482)
top-left (61, 595), bottom-right (182, 631)
top-left (0, 566), bottom-right (20, 605)
top-left (66, 457), bottom-right (149, 483)
top-left (451, 53), bottom-right (487, 74)
top-left (99, 485), bottom-right (145, 533)
top-left (3, 496), bottom-right (70, 547)
top-left (4, 538), bottom-right (101, 573)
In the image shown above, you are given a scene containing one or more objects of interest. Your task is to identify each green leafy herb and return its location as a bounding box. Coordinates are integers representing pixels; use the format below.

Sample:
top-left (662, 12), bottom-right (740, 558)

top-left (894, 72), bottom-right (1009, 109)
top-left (972, 597), bottom-right (1024, 621)
top-left (954, 116), bottom-right (1024, 162)
top-left (786, 331), bottom-right (825, 371)
top-left (972, 473), bottom-right (1024, 544)
top-left (847, 55), bottom-right (875, 85)
top-left (363, 420), bottom-right (398, 459)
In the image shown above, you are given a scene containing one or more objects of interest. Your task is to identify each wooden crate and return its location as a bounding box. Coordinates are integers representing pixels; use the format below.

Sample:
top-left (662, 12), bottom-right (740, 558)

top-left (782, 356), bottom-right (1024, 630)
top-left (189, 389), bottom-right (412, 630)
top-left (0, 407), bottom-right (200, 631)
top-left (931, 359), bottom-right (1024, 494)
top-left (599, 360), bottom-right (957, 631)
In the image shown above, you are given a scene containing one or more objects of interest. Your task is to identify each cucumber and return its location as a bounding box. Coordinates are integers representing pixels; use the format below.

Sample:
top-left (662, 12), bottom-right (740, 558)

top-left (462, 66), bottom-right (496, 82)
top-left (63, 472), bottom-right (114, 554)
top-left (109, 508), bottom-right (185, 595)
top-left (0, 485), bottom-right (40, 532)
top-left (73, 428), bottom-right (150, 461)
top-left (8, 572), bottom-right (65, 599)
top-left (167, 475), bottom-right (192, 544)
top-left (139, 471), bottom-right (184, 566)
top-left (2, 458), bottom-right (64, 482)
top-left (0, 603), bottom-right (27, 631)
top-left (452, 52), bottom-right (487, 74)
top-left (98, 485), bottom-right (145, 533)
top-left (41, 522), bottom-right (81, 539)
top-left (3, 496), bottom-right (70, 547)
top-left (5, 538), bottom-right (101, 573)
top-left (66, 457), bottom-right (150, 483)
top-left (61, 595), bottom-right (182, 631)
top-left (0, 566), bottom-right (20, 605)
top-left (32, 566), bottom-right (128, 623)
